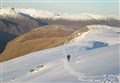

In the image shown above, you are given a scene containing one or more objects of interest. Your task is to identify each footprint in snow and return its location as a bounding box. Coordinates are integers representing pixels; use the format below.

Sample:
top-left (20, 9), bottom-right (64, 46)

top-left (28, 65), bottom-right (45, 75)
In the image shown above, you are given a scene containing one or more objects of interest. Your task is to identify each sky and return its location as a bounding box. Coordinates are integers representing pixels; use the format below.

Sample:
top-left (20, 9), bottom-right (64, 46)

top-left (1, 0), bottom-right (119, 16)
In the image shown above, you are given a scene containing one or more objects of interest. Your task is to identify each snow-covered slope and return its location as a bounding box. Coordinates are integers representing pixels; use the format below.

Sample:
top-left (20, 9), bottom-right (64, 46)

top-left (1, 44), bottom-right (119, 83)
top-left (1, 25), bottom-right (120, 83)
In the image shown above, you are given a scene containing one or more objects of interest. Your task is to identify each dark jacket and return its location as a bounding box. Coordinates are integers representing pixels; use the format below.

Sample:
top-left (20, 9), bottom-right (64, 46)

top-left (67, 55), bottom-right (71, 61)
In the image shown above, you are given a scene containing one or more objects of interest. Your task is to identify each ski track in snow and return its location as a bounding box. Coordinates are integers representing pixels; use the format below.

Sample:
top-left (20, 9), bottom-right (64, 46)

top-left (63, 59), bottom-right (119, 83)
top-left (63, 59), bottom-right (89, 81)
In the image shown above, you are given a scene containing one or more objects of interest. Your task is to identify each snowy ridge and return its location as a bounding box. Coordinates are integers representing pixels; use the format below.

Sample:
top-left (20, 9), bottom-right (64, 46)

top-left (69, 25), bottom-right (120, 45)
top-left (1, 8), bottom-right (119, 21)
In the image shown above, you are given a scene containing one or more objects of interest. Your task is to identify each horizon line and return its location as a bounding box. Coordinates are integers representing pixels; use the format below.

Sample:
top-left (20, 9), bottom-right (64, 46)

top-left (1, 0), bottom-right (120, 3)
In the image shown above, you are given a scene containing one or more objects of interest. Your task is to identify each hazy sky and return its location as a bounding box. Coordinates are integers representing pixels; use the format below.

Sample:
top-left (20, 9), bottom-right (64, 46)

top-left (1, 0), bottom-right (119, 15)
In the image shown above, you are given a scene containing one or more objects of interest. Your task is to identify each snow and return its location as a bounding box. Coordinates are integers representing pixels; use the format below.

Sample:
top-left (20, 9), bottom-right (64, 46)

top-left (1, 8), bottom-right (119, 21)
top-left (70, 25), bottom-right (120, 45)
top-left (0, 25), bottom-right (120, 83)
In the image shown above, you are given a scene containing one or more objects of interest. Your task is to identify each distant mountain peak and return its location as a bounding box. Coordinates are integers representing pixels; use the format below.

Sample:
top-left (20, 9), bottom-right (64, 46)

top-left (1, 8), bottom-right (119, 21)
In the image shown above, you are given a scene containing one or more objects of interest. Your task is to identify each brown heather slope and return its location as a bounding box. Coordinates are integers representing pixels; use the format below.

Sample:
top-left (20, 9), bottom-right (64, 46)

top-left (0, 25), bottom-right (75, 62)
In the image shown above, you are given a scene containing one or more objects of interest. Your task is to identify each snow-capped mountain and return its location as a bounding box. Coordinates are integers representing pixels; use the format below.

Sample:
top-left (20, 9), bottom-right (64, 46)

top-left (1, 8), bottom-right (119, 35)
top-left (1, 8), bottom-right (119, 20)
top-left (1, 25), bottom-right (120, 83)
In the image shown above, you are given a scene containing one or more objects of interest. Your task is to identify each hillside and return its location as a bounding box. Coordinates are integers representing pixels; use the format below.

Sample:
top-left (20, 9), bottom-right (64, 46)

top-left (0, 8), bottom-right (48, 52)
top-left (0, 25), bottom-right (75, 62)
top-left (1, 25), bottom-right (119, 82)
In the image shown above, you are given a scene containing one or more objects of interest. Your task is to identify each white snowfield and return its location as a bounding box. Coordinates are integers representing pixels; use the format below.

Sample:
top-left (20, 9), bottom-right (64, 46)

top-left (0, 25), bottom-right (120, 83)
top-left (1, 8), bottom-right (119, 21)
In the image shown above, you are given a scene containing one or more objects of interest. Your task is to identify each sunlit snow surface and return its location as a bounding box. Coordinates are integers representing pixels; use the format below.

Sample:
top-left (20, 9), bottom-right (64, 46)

top-left (0, 25), bottom-right (120, 83)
